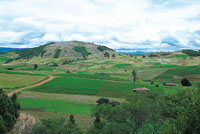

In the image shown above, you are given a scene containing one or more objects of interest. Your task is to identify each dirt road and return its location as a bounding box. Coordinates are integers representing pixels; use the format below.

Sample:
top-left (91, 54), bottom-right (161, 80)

top-left (8, 76), bottom-right (55, 96)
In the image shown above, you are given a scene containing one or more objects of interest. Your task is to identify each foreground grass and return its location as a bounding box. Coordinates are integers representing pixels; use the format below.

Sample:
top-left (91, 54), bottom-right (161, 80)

top-left (21, 111), bottom-right (94, 130)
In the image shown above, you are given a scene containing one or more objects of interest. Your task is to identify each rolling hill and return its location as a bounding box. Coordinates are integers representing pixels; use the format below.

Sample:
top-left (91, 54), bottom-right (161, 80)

top-left (1, 41), bottom-right (117, 64)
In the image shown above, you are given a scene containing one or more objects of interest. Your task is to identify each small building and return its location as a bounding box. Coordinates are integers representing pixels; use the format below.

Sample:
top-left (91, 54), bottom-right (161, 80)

top-left (163, 83), bottom-right (175, 86)
top-left (132, 87), bottom-right (150, 93)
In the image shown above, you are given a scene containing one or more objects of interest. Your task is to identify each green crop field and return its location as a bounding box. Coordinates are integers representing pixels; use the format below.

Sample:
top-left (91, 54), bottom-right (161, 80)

top-left (29, 76), bottom-right (167, 98)
top-left (19, 98), bottom-right (95, 114)
top-left (54, 73), bottom-right (128, 81)
top-left (29, 77), bottom-right (107, 95)
top-left (0, 70), bottom-right (47, 76)
top-left (113, 64), bottom-right (132, 67)
top-left (175, 55), bottom-right (188, 59)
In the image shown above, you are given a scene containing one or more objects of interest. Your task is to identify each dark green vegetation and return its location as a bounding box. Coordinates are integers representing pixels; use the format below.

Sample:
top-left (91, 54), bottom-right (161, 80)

top-left (74, 46), bottom-right (91, 57)
top-left (97, 46), bottom-right (112, 52)
top-left (87, 88), bottom-right (200, 134)
top-left (54, 49), bottom-right (62, 58)
top-left (32, 117), bottom-right (82, 134)
top-left (0, 92), bottom-right (20, 134)
top-left (182, 49), bottom-right (200, 56)
top-left (15, 42), bottom-right (54, 59)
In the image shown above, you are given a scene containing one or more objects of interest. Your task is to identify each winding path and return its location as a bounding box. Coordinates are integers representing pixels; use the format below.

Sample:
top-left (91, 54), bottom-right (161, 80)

top-left (8, 76), bottom-right (55, 96)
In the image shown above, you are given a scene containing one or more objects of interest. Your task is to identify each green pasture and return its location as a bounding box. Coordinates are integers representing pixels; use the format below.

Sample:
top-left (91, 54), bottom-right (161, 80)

top-left (0, 69), bottom-right (47, 76)
top-left (0, 73), bottom-right (46, 90)
top-left (54, 73), bottom-right (128, 81)
top-left (113, 64), bottom-right (132, 68)
top-left (19, 98), bottom-right (95, 114)
top-left (29, 76), bottom-right (168, 98)
top-left (29, 77), bottom-right (107, 95)
top-left (175, 55), bottom-right (188, 59)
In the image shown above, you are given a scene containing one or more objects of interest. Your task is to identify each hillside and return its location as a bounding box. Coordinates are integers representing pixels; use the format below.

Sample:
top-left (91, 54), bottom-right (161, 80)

top-left (0, 41), bottom-right (116, 64)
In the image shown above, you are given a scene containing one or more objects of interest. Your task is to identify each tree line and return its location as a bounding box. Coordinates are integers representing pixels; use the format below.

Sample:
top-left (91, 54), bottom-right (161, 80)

top-left (18, 87), bottom-right (200, 134)
top-left (0, 90), bottom-right (20, 134)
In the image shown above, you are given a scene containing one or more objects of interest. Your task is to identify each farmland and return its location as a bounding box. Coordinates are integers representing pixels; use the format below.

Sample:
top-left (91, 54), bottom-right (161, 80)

top-left (0, 73), bottom-right (47, 91)
top-left (1, 42), bottom-right (200, 132)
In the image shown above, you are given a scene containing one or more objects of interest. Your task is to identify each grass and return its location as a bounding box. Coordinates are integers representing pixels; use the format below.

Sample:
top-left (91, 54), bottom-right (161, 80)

top-left (0, 70), bottom-right (47, 76)
top-left (113, 64), bottom-right (132, 67)
top-left (19, 91), bottom-right (125, 104)
top-left (29, 76), bottom-right (165, 98)
top-left (19, 98), bottom-right (95, 114)
top-left (0, 73), bottom-right (46, 89)
top-left (100, 61), bottom-right (112, 65)
top-left (164, 66), bottom-right (200, 76)
top-left (54, 73), bottom-right (128, 81)
top-left (146, 62), bottom-right (161, 66)
top-left (175, 55), bottom-right (188, 59)
top-left (29, 77), bottom-right (107, 95)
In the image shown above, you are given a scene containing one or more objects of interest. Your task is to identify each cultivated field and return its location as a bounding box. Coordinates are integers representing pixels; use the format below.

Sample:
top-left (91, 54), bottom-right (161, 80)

top-left (1, 50), bottom-right (200, 130)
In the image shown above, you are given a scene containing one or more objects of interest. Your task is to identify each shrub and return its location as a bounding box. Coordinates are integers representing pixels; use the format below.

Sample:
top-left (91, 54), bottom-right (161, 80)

top-left (181, 78), bottom-right (192, 86)
top-left (33, 117), bottom-right (82, 134)
top-left (6, 68), bottom-right (14, 70)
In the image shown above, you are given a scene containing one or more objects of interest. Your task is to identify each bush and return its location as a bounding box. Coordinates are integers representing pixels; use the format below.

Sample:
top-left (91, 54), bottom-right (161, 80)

top-left (33, 117), bottom-right (82, 134)
top-left (181, 78), bottom-right (192, 86)
top-left (6, 68), bottom-right (14, 70)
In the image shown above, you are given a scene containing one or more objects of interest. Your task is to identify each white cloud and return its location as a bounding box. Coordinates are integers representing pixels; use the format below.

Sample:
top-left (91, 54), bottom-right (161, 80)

top-left (0, 0), bottom-right (200, 51)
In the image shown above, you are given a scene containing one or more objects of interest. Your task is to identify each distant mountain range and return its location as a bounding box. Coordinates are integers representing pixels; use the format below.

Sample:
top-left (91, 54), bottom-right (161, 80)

top-left (0, 47), bottom-right (27, 52)
top-left (115, 49), bottom-right (152, 55)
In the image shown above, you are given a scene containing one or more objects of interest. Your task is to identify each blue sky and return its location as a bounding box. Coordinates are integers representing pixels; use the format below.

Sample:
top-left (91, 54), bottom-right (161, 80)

top-left (0, 0), bottom-right (200, 52)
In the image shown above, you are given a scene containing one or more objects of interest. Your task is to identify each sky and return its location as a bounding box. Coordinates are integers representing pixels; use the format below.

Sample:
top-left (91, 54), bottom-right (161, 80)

top-left (0, 0), bottom-right (200, 52)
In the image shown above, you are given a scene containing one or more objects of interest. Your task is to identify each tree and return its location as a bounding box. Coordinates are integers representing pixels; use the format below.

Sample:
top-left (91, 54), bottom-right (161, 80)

top-left (0, 116), bottom-right (7, 134)
top-left (11, 93), bottom-right (20, 118)
top-left (132, 70), bottom-right (137, 83)
top-left (0, 90), bottom-right (20, 133)
top-left (97, 98), bottom-right (110, 106)
top-left (112, 54), bottom-right (116, 59)
top-left (181, 78), bottom-right (192, 86)
top-left (33, 117), bottom-right (82, 134)
top-left (34, 64), bottom-right (38, 70)
top-left (161, 88), bottom-right (200, 134)
top-left (70, 114), bottom-right (75, 125)
top-left (104, 52), bottom-right (110, 58)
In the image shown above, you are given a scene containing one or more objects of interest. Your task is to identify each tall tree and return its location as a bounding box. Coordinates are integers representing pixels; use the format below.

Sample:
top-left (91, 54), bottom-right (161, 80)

top-left (132, 70), bottom-right (137, 83)
top-left (0, 90), bottom-right (20, 133)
